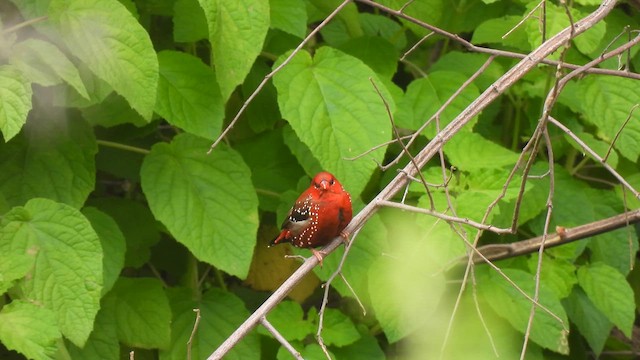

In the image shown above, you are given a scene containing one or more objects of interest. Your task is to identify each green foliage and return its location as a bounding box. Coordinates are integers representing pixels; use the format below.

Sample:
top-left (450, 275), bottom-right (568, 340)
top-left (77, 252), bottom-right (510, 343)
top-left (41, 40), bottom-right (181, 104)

top-left (0, 0), bottom-right (639, 359)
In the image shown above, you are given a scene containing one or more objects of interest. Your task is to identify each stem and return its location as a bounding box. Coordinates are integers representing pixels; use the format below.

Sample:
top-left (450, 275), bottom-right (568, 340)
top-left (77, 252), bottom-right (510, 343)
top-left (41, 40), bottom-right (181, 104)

top-left (96, 140), bottom-right (150, 155)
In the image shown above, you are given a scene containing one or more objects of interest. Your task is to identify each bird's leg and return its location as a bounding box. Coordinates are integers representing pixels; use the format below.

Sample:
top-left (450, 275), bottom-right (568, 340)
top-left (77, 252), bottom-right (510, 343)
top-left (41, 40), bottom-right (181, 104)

top-left (339, 230), bottom-right (351, 245)
top-left (311, 248), bottom-right (326, 267)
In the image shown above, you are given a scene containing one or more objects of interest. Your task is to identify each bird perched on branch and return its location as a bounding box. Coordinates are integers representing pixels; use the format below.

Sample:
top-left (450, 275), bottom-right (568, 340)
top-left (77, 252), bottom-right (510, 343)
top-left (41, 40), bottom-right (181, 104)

top-left (271, 171), bottom-right (352, 265)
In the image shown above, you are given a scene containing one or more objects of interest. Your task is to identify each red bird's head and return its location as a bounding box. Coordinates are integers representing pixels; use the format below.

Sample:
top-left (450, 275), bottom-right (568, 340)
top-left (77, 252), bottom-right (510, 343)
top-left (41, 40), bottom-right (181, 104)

top-left (311, 171), bottom-right (341, 193)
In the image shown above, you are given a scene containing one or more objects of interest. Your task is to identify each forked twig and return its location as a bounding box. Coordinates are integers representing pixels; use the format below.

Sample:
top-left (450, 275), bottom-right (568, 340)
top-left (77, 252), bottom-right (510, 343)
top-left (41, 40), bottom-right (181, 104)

top-left (187, 309), bottom-right (201, 360)
top-left (260, 317), bottom-right (303, 360)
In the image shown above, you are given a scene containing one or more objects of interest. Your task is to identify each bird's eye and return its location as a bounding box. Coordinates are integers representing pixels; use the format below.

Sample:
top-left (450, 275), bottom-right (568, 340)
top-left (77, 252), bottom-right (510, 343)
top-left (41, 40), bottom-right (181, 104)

top-left (330, 179), bottom-right (335, 185)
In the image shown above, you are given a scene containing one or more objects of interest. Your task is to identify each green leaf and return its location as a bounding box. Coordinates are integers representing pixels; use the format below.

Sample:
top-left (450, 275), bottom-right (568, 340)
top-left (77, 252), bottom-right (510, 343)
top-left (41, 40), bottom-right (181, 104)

top-left (0, 251), bottom-right (33, 295)
top-left (376, 0), bottom-right (443, 36)
top-left (82, 207), bottom-right (126, 295)
top-left (259, 301), bottom-right (313, 341)
top-left (315, 308), bottom-right (361, 347)
top-left (9, 38), bottom-right (89, 99)
top-left (0, 116), bottom-right (97, 209)
top-left (337, 36), bottom-right (399, 78)
top-left (478, 268), bottom-right (569, 354)
top-left (579, 76), bottom-right (640, 161)
top-left (141, 134), bottom-right (259, 278)
top-left (103, 277), bottom-right (171, 349)
top-left (431, 52), bottom-right (505, 91)
top-left (332, 333), bottom-right (385, 360)
top-left (198, 0), bottom-right (270, 101)
top-left (161, 287), bottom-right (260, 360)
top-left (563, 130), bottom-right (619, 168)
top-left (563, 287), bottom-right (611, 356)
top-left (49, 0), bottom-right (159, 119)
top-left (67, 307), bottom-right (119, 360)
top-left (445, 132), bottom-right (519, 171)
top-left (0, 301), bottom-right (60, 360)
top-left (526, 256), bottom-right (577, 299)
top-left (368, 212), bottom-right (448, 342)
top-left (270, 0), bottom-right (307, 38)
top-left (81, 93), bottom-right (148, 128)
top-left (173, 0), bottom-right (208, 42)
top-left (0, 198), bottom-right (103, 347)
top-left (360, 13), bottom-right (407, 49)
top-left (273, 47), bottom-right (393, 197)
top-left (156, 51), bottom-right (224, 140)
top-left (87, 198), bottom-right (160, 268)
top-left (282, 124), bottom-right (323, 177)
top-left (0, 65), bottom-right (32, 142)
top-left (472, 16), bottom-right (531, 52)
top-left (395, 71), bottom-right (480, 135)
top-left (577, 262), bottom-right (635, 337)
top-left (235, 129), bottom-right (305, 211)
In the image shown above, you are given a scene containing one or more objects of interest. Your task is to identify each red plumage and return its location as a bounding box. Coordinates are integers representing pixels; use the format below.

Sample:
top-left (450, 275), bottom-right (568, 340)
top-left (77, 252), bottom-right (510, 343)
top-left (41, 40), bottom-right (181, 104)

top-left (271, 171), bottom-right (352, 263)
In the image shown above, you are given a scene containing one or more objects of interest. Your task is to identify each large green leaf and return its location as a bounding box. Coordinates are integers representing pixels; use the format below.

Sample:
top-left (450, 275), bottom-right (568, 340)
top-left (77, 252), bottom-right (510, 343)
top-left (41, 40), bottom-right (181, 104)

top-left (48, 0), bottom-right (158, 119)
top-left (9, 38), bottom-right (88, 99)
top-left (0, 198), bottom-right (103, 347)
top-left (316, 308), bottom-right (361, 347)
top-left (577, 262), bottom-right (635, 337)
top-left (445, 132), bottom-right (519, 171)
top-left (173, 0), bottom-right (208, 42)
top-left (0, 116), bottom-right (96, 209)
top-left (0, 301), bottom-right (60, 360)
top-left (141, 133), bottom-right (259, 278)
top-left (82, 207), bottom-right (126, 295)
top-left (198, 0), bottom-right (269, 101)
top-left (579, 76), bottom-right (640, 161)
top-left (161, 287), bottom-right (260, 360)
top-left (259, 300), bottom-right (313, 341)
top-left (87, 198), bottom-right (160, 268)
top-left (156, 51), bottom-right (224, 140)
top-left (0, 65), bottom-right (32, 142)
top-left (270, 0), bottom-right (307, 38)
top-left (273, 47), bottom-right (392, 197)
top-left (103, 277), bottom-right (171, 349)
top-left (478, 267), bottom-right (569, 354)
top-left (67, 307), bottom-right (119, 360)
top-left (367, 212), bottom-right (448, 343)
top-left (563, 287), bottom-right (611, 356)
top-left (395, 71), bottom-right (480, 135)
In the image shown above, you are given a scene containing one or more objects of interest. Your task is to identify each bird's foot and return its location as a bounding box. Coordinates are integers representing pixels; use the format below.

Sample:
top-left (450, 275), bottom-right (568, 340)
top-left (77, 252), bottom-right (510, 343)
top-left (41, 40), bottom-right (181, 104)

top-left (311, 248), bottom-right (326, 267)
top-left (339, 230), bottom-right (351, 245)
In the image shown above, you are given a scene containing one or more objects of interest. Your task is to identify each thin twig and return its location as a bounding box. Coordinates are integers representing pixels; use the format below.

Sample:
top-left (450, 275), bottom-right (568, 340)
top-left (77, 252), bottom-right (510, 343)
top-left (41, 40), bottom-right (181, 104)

top-left (260, 317), bottom-right (303, 360)
top-left (603, 104), bottom-right (639, 162)
top-left (187, 309), bottom-right (201, 360)
top-left (503, 1), bottom-right (544, 40)
top-left (401, 32), bottom-right (435, 61)
top-left (377, 200), bottom-right (512, 234)
top-left (549, 116), bottom-right (640, 199)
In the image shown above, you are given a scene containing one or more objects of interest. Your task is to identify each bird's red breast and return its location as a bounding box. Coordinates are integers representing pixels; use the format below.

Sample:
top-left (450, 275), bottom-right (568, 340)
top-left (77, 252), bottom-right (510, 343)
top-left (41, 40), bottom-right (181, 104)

top-left (271, 171), bottom-right (352, 249)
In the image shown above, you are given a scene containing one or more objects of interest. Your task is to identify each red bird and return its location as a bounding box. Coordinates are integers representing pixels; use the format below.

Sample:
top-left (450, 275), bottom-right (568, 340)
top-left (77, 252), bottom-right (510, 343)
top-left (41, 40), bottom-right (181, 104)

top-left (271, 171), bottom-right (352, 264)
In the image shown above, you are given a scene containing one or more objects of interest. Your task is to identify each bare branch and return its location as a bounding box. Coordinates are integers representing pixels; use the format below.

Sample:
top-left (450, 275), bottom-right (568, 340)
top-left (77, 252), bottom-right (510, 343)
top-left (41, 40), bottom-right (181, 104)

top-left (468, 209), bottom-right (640, 263)
top-left (260, 317), bottom-right (303, 360)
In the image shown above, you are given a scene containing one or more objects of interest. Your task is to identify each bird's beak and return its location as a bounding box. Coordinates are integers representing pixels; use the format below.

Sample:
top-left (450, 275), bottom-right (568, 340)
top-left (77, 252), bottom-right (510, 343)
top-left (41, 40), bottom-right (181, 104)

top-left (319, 180), bottom-right (329, 190)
